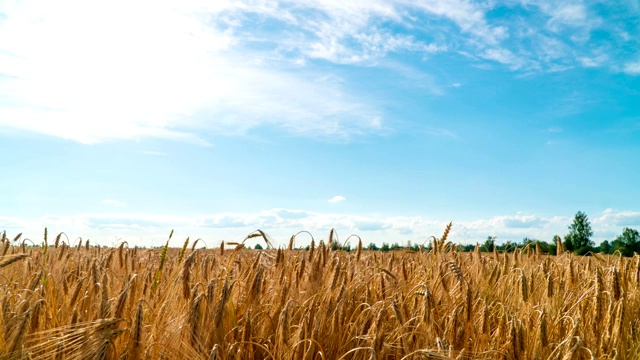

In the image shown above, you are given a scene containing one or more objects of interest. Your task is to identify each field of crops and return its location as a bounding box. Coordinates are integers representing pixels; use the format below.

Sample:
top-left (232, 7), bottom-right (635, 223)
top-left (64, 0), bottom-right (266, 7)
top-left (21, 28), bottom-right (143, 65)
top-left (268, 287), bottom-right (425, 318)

top-left (1, 228), bottom-right (640, 359)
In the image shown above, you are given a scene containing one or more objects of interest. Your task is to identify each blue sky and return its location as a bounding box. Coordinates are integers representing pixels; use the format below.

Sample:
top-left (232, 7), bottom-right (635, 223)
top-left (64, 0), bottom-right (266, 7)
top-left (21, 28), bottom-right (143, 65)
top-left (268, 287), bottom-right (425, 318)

top-left (1, 0), bottom-right (640, 248)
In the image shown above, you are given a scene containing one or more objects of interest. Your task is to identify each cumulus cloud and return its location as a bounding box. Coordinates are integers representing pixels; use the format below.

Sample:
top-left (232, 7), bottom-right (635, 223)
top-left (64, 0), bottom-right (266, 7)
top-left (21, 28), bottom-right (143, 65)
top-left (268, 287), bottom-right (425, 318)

top-left (501, 215), bottom-right (549, 228)
top-left (328, 195), bottom-right (346, 203)
top-left (198, 214), bottom-right (253, 229)
top-left (595, 209), bottom-right (640, 227)
top-left (83, 214), bottom-right (191, 231)
top-left (461, 214), bottom-right (569, 242)
top-left (199, 209), bottom-right (313, 230)
top-left (271, 209), bottom-right (311, 220)
top-left (2, 208), bottom-right (640, 248)
top-left (353, 220), bottom-right (391, 232)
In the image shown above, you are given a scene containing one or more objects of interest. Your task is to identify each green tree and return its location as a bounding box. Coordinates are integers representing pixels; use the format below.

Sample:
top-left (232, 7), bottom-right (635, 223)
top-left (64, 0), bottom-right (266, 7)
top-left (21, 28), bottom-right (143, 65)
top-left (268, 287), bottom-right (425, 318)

top-left (613, 228), bottom-right (640, 256)
top-left (527, 239), bottom-right (554, 255)
top-left (460, 244), bottom-right (475, 252)
top-left (599, 240), bottom-right (612, 254)
top-left (564, 211), bottom-right (593, 254)
top-left (406, 241), bottom-right (419, 252)
top-left (481, 236), bottom-right (496, 252)
top-left (563, 236), bottom-right (574, 252)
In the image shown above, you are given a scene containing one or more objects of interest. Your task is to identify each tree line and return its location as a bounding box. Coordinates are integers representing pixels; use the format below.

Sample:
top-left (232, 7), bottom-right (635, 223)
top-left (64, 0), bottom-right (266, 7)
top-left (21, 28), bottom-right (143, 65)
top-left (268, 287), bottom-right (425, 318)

top-left (459, 211), bottom-right (640, 256)
top-left (254, 211), bottom-right (640, 256)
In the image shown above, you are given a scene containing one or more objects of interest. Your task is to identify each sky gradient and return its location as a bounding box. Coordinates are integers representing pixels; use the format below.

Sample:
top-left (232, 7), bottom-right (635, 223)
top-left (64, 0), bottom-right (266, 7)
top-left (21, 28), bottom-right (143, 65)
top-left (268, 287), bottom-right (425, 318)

top-left (1, 0), bottom-right (640, 248)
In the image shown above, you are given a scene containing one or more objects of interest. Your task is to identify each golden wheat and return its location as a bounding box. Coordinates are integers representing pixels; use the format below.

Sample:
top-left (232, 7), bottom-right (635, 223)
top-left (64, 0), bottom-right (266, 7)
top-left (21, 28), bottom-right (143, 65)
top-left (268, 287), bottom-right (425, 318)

top-left (1, 229), bottom-right (640, 359)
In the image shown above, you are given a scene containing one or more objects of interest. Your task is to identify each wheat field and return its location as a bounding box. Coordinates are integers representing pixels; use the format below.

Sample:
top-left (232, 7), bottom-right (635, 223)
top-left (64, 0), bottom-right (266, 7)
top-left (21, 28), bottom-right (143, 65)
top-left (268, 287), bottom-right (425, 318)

top-left (1, 227), bottom-right (640, 359)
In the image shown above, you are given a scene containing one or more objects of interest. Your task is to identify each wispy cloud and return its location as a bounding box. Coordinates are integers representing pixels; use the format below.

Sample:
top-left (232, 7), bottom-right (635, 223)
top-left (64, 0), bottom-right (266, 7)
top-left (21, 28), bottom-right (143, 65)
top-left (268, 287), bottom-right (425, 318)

top-left (424, 126), bottom-right (458, 138)
top-left (623, 60), bottom-right (640, 75)
top-left (578, 54), bottom-right (609, 68)
top-left (546, 4), bottom-right (590, 32)
top-left (480, 48), bottom-right (527, 70)
top-left (1, 0), bottom-right (638, 145)
top-left (0, 1), bottom-right (384, 144)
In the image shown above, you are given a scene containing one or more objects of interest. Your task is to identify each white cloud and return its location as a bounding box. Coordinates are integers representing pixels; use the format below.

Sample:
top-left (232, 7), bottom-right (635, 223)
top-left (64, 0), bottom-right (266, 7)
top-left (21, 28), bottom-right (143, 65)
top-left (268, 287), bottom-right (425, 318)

top-left (0, 0), bottom-right (636, 145)
top-left (2, 208), bottom-right (638, 249)
top-left (534, 35), bottom-right (570, 61)
top-left (199, 214), bottom-right (254, 229)
top-left (353, 219), bottom-right (391, 232)
top-left (410, 0), bottom-right (507, 44)
top-left (595, 209), bottom-right (640, 227)
top-left (463, 214), bottom-right (565, 234)
top-left (501, 215), bottom-right (548, 228)
top-left (480, 48), bottom-right (526, 70)
top-left (271, 209), bottom-right (311, 220)
top-left (425, 126), bottom-right (458, 138)
top-left (623, 60), bottom-right (640, 75)
top-left (546, 4), bottom-right (589, 31)
top-left (305, 26), bottom-right (443, 63)
top-left (276, 0), bottom-right (504, 63)
top-left (328, 195), bottom-right (346, 203)
top-left (578, 54), bottom-right (608, 68)
top-left (0, 0), bottom-right (384, 144)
